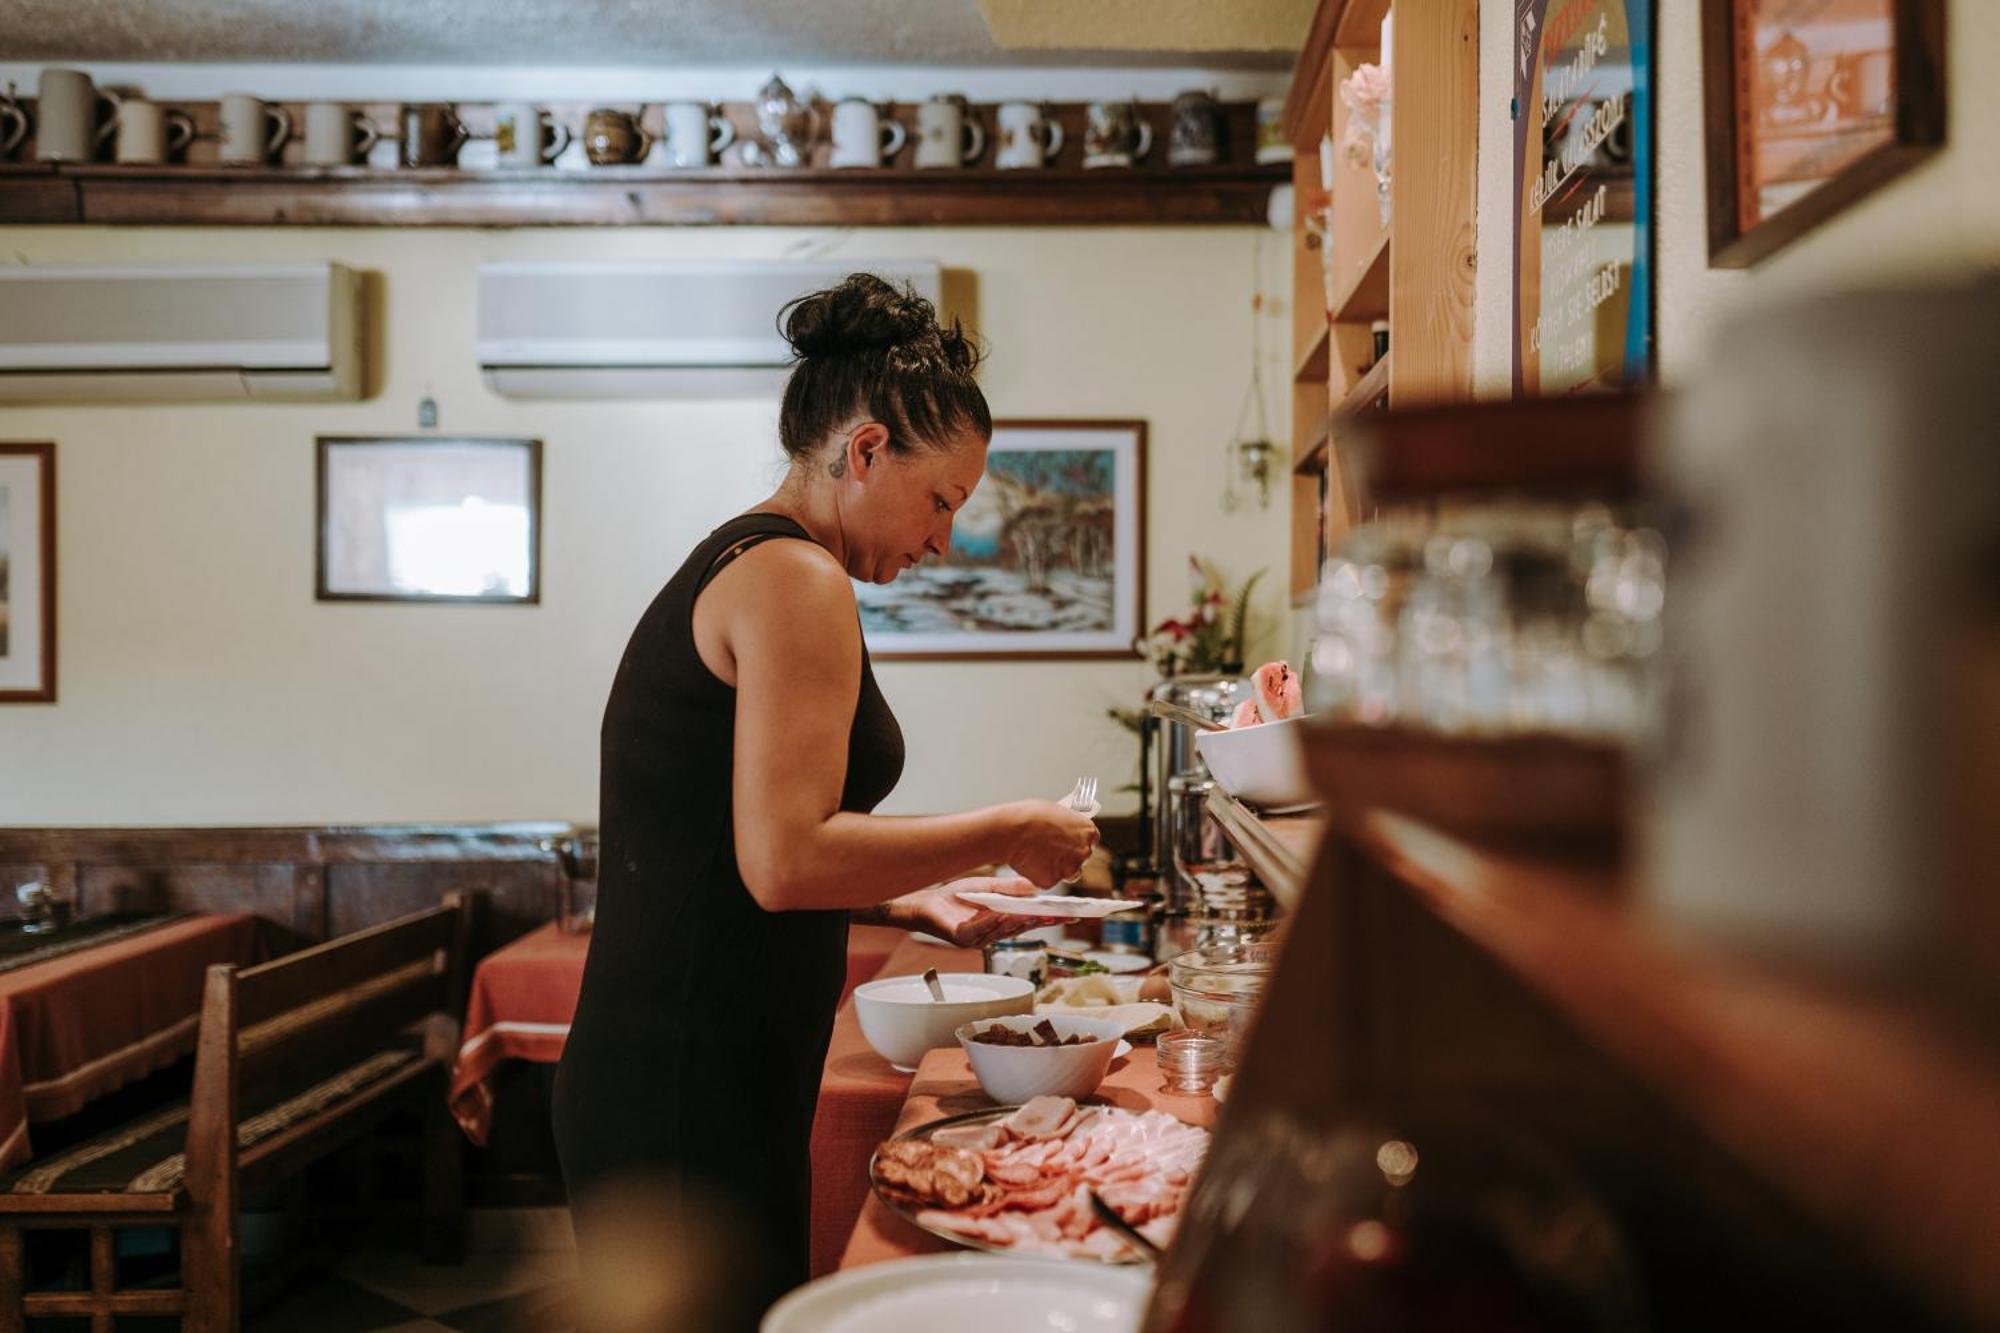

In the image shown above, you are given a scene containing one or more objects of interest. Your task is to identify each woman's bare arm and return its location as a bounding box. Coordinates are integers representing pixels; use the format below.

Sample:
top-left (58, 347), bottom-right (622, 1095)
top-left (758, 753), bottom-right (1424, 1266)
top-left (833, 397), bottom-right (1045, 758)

top-left (708, 538), bottom-right (1091, 912)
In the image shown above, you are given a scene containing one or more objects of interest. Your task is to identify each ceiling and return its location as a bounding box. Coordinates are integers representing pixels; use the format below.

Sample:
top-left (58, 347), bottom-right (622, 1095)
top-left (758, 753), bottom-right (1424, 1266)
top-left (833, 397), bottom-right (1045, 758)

top-left (0, 0), bottom-right (1307, 67)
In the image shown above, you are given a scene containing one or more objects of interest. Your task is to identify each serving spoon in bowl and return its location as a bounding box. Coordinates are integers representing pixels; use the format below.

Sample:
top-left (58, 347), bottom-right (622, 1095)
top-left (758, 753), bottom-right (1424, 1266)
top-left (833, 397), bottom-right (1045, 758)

top-left (921, 966), bottom-right (948, 1003)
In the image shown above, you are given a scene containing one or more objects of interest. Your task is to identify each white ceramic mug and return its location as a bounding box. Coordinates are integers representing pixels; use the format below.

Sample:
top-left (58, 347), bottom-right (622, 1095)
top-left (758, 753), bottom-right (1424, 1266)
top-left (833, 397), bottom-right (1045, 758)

top-left (995, 102), bottom-right (1063, 169)
top-left (302, 102), bottom-right (381, 167)
top-left (914, 94), bottom-right (984, 169)
top-left (493, 102), bottom-right (571, 168)
top-left (35, 68), bottom-right (119, 163)
top-left (113, 98), bottom-right (196, 165)
top-left (829, 98), bottom-right (906, 168)
top-left (661, 101), bottom-right (735, 168)
top-left (218, 93), bottom-right (290, 165)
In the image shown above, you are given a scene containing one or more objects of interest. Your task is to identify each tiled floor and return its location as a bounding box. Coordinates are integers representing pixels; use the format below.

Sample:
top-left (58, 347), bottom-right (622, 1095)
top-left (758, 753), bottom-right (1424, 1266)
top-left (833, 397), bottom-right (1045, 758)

top-left (246, 1209), bottom-right (577, 1333)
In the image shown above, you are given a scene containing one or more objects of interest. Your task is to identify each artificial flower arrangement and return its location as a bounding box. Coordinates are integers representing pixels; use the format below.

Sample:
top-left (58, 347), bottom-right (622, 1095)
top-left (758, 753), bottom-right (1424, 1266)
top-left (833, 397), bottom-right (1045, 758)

top-left (1138, 557), bottom-right (1265, 678)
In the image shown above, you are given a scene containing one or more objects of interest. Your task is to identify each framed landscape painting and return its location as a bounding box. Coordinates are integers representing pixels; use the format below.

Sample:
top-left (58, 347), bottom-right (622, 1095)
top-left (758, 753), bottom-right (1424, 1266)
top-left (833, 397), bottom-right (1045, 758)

top-left (0, 443), bottom-right (55, 704)
top-left (858, 420), bottom-right (1146, 660)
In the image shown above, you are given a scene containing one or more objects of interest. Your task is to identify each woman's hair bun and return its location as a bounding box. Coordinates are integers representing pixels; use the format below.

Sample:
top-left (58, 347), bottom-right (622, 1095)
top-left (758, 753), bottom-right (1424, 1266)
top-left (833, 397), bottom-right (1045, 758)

top-left (781, 272), bottom-right (936, 361)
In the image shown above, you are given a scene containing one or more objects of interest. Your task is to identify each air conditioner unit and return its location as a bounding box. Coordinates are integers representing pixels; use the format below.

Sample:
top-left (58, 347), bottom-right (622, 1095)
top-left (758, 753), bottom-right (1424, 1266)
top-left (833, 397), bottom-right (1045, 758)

top-left (476, 259), bottom-right (944, 399)
top-left (0, 263), bottom-right (363, 402)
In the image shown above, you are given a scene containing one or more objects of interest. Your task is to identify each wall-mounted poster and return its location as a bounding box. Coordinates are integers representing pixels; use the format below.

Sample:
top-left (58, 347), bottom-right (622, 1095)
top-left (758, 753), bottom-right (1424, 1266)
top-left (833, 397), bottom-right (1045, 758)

top-left (317, 437), bottom-right (542, 604)
top-left (1513, 0), bottom-right (1655, 396)
top-left (857, 420), bottom-right (1145, 661)
top-left (0, 443), bottom-right (55, 704)
top-left (1702, 0), bottom-right (1945, 268)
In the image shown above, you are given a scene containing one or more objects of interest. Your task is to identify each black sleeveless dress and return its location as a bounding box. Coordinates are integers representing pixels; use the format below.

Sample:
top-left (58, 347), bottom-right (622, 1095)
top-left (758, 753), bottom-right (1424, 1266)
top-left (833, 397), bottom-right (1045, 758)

top-left (552, 512), bottom-right (905, 1318)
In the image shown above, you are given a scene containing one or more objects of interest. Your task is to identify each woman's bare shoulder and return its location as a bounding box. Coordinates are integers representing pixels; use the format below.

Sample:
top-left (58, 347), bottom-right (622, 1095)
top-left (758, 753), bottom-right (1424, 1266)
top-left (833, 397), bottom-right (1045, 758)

top-left (704, 532), bottom-right (855, 626)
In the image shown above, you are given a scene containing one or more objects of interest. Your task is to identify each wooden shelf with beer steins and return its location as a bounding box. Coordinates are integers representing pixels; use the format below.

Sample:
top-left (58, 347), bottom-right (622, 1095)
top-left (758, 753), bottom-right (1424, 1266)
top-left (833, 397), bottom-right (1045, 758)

top-left (0, 97), bottom-right (1286, 228)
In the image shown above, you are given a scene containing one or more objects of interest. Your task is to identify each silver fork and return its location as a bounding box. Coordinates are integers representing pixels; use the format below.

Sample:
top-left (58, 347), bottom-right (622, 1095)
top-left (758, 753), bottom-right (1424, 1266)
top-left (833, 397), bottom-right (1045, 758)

top-left (1061, 776), bottom-right (1098, 813)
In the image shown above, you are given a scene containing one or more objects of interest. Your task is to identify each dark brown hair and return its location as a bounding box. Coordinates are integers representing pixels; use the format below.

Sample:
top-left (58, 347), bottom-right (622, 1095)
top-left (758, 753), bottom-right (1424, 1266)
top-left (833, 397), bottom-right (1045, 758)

top-left (776, 273), bottom-right (991, 466)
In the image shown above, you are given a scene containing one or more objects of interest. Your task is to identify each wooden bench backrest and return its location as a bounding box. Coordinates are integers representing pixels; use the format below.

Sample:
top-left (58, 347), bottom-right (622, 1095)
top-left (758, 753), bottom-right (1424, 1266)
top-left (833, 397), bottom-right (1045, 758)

top-left (183, 894), bottom-right (470, 1197)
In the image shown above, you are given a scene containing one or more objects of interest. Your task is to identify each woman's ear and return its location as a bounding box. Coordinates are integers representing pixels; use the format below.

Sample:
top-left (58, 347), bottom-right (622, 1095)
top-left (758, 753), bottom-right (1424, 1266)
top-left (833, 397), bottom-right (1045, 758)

top-left (847, 420), bottom-right (891, 476)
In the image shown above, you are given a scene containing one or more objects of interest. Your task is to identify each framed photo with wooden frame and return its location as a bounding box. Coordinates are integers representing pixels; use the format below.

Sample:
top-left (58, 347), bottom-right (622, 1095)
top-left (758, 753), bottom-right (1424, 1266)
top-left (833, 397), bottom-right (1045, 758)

top-left (855, 419), bottom-right (1146, 661)
top-left (0, 443), bottom-right (55, 703)
top-left (1703, 0), bottom-right (1946, 268)
top-left (317, 436), bottom-right (542, 604)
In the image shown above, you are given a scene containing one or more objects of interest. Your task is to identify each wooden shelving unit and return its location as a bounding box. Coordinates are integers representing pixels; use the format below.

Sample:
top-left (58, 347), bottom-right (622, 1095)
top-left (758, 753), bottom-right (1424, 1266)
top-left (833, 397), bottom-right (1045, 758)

top-left (1331, 350), bottom-right (1391, 420)
top-left (0, 98), bottom-right (1284, 228)
top-left (1283, 0), bottom-right (1479, 600)
top-left (1328, 228), bottom-right (1389, 323)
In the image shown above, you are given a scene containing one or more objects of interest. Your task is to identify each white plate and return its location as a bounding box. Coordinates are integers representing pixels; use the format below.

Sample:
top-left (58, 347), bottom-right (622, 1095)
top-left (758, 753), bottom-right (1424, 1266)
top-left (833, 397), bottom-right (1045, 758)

top-left (956, 892), bottom-right (1145, 919)
top-left (1084, 951), bottom-right (1154, 974)
top-left (763, 1253), bottom-right (1149, 1333)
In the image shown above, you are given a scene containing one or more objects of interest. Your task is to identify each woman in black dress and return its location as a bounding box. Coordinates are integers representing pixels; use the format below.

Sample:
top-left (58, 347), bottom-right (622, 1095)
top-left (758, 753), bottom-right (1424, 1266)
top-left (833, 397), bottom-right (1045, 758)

top-left (552, 274), bottom-right (1100, 1327)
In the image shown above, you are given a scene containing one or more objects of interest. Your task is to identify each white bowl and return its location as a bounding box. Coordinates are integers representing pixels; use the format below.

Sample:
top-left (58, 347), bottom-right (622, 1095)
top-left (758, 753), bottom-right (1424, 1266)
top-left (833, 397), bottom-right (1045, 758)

top-left (1194, 715), bottom-right (1316, 810)
top-left (955, 1013), bottom-right (1129, 1105)
top-left (854, 973), bottom-right (1035, 1073)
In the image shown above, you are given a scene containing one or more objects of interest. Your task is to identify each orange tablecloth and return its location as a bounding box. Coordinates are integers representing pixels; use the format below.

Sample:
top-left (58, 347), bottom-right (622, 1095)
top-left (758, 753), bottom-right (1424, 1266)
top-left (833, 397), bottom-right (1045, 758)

top-left (808, 935), bottom-right (983, 1277)
top-left (448, 921), bottom-right (910, 1146)
top-left (838, 1043), bottom-right (1219, 1271)
top-left (0, 913), bottom-right (261, 1172)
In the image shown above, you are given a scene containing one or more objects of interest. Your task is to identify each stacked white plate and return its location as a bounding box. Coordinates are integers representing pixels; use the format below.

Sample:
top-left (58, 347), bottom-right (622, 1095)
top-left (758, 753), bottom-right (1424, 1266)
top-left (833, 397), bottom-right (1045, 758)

top-left (763, 1254), bottom-right (1149, 1332)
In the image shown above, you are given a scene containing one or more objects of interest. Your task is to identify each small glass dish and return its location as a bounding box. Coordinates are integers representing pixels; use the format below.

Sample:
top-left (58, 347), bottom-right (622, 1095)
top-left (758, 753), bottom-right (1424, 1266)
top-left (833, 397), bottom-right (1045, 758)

top-left (1157, 1028), bottom-right (1229, 1094)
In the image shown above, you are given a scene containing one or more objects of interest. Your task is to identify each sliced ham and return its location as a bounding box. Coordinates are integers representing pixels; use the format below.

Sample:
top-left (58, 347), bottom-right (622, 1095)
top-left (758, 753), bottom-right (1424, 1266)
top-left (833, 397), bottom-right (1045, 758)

top-left (932, 1122), bottom-right (1004, 1152)
top-left (1004, 1095), bottom-right (1078, 1140)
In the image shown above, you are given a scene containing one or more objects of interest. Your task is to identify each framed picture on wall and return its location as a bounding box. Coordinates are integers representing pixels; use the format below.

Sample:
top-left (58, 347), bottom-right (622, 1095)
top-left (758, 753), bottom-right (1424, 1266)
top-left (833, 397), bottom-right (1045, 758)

top-left (0, 443), bottom-right (55, 704)
top-left (1703, 0), bottom-right (1946, 268)
top-left (857, 420), bottom-right (1146, 661)
top-left (317, 437), bottom-right (542, 604)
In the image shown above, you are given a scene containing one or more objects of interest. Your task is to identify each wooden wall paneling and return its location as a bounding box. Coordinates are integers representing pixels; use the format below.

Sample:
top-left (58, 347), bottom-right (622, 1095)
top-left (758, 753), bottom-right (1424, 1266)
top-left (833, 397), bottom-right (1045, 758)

top-left (285, 864), bottom-right (327, 943)
top-left (1385, 0), bottom-right (1480, 405)
top-left (325, 859), bottom-right (551, 953)
top-left (75, 862), bottom-right (284, 921)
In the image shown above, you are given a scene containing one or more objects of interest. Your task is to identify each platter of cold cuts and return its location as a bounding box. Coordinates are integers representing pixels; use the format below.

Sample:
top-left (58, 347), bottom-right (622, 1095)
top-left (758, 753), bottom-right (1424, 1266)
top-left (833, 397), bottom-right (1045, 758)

top-left (869, 1094), bottom-right (1211, 1263)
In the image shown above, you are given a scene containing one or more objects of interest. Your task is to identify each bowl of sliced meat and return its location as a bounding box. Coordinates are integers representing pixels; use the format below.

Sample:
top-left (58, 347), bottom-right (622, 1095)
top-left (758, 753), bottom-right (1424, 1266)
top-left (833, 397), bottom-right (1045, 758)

top-left (956, 1014), bottom-right (1128, 1105)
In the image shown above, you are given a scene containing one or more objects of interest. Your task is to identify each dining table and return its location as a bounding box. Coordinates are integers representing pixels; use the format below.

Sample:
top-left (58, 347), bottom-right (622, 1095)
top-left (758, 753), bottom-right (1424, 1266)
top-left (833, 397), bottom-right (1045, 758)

top-left (0, 911), bottom-right (262, 1173)
top-left (807, 932), bottom-right (984, 1276)
top-left (447, 919), bottom-right (909, 1147)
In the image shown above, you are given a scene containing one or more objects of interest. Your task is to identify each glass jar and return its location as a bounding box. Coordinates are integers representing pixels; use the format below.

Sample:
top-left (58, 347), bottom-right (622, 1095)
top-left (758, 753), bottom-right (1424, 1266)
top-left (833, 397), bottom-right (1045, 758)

top-left (983, 936), bottom-right (1046, 988)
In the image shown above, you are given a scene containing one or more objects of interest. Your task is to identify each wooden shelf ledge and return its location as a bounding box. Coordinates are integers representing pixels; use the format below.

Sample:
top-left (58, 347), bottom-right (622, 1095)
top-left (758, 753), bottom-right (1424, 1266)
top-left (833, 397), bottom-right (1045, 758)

top-left (1330, 229), bottom-right (1390, 325)
top-left (1293, 324), bottom-right (1331, 384)
top-left (1206, 790), bottom-right (1325, 912)
top-left (1333, 351), bottom-right (1392, 420)
top-left (2, 161), bottom-right (1287, 228)
top-left (1293, 420), bottom-right (1332, 475)
top-left (1336, 392), bottom-right (1650, 504)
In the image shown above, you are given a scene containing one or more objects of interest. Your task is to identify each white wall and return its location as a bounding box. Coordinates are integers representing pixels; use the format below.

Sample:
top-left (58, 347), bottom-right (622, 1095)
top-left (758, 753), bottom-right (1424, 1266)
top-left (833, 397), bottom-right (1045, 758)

top-left (1476, 0), bottom-right (2000, 395)
top-left (0, 226), bottom-right (1295, 825)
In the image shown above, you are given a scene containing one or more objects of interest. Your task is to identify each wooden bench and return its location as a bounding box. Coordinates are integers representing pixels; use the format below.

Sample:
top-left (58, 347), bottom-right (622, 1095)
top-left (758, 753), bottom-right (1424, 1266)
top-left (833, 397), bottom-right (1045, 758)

top-left (0, 895), bottom-right (472, 1332)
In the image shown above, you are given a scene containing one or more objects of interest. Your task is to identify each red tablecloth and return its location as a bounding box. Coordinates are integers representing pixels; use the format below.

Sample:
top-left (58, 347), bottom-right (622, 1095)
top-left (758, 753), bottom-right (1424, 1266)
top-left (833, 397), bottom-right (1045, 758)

top-left (0, 913), bottom-right (261, 1172)
top-left (447, 921), bottom-right (909, 1146)
top-left (808, 935), bottom-right (983, 1276)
